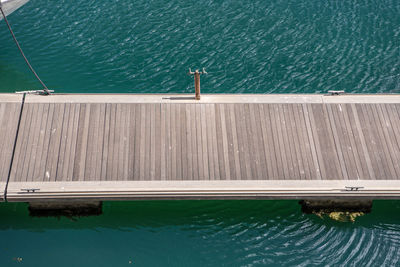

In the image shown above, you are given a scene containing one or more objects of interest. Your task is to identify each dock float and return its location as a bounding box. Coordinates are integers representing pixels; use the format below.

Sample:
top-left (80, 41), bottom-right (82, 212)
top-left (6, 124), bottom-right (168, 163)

top-left (2, 93), bottom-right (400, 202)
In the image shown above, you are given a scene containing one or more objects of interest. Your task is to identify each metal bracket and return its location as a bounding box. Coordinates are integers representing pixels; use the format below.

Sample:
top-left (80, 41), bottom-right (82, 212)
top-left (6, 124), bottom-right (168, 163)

top-left (327, 90), bottom-right (345, 96)
top-left (20, 188), bottom-right (40, 193)
top-left (345, 186), bottom-right (364, 191)
top-left (188, 68), bottom-right (207, 75)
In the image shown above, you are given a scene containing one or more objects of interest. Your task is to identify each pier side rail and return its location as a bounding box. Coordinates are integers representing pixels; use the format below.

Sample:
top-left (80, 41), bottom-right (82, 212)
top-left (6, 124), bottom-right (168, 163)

top-left (6, 180), bottom-right (400, 202)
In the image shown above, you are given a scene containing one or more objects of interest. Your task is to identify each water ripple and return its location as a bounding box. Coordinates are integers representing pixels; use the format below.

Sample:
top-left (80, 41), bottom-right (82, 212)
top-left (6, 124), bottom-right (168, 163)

top-left (1, 200), bottom-right (400, 265)
top-left (0, 0), bottom-right (399, 93)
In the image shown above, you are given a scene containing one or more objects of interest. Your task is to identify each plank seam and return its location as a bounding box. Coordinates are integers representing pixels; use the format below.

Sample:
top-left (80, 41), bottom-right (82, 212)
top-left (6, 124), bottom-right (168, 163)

top-left (351, 104), bottom-right (376, 180)
top-left (326, 104), bottom-right (349, 180)
top-left (54, 104), bottom-right (67, 181)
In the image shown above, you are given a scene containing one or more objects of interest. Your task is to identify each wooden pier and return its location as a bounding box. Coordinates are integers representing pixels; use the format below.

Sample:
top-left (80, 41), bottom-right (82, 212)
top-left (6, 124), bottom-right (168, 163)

top-left (2, 93), bottom-right (400, 202)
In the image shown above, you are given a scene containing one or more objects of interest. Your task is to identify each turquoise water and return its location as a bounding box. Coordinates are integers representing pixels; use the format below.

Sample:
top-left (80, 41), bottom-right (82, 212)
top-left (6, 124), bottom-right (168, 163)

top-left (1, 201), bottom-right (400, 266)
top-left (0, 0), bottom-right (399, 93)
top-left (1, 0), bottom-right (400, 266)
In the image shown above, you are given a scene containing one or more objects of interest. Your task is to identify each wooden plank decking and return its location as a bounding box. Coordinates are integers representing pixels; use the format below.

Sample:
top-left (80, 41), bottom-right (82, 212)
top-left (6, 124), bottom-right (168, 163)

top-left (0, 94), bottom-right (23, 201)
top-left (2, 94), bottom-right (400, 201)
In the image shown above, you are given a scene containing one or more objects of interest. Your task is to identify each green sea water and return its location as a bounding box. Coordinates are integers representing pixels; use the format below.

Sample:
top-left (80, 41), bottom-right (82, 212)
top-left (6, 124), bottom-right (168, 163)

top-left (1, 200), bottom-right (400, 266)
top-left (1, 0), bottom-right (400, 266)
top-left (0, 0), bottom-right (399, 94)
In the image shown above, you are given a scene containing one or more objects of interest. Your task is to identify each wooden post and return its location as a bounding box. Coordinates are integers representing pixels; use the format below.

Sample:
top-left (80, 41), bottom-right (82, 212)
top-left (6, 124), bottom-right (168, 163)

top-left (188, 68), bottom-right (207, 100)
top-left (194, 70), bottom-right (201, 100)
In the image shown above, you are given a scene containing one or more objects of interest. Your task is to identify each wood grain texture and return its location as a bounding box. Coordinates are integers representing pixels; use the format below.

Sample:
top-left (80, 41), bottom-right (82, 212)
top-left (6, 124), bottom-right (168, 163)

top-left (8, 102), bottom-right (400, 183)
top-left (0, 103), bottom-right (22, 182)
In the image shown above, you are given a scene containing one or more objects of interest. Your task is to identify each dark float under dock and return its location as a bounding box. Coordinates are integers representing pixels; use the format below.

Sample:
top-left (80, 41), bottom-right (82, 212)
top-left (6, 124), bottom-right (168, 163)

top-left (1, 93), bottom-right (400, 212)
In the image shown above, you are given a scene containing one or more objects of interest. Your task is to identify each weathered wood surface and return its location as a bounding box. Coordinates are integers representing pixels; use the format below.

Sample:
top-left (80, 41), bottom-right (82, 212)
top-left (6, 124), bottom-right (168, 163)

top-left (8, 94), bottom-right (400, 183)
top-left (0, 94), bottom-right (23, 201)
top-left (7, 180), bottom-right (400, 202)
top-left (3, 93), bottom-right (400, 201)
